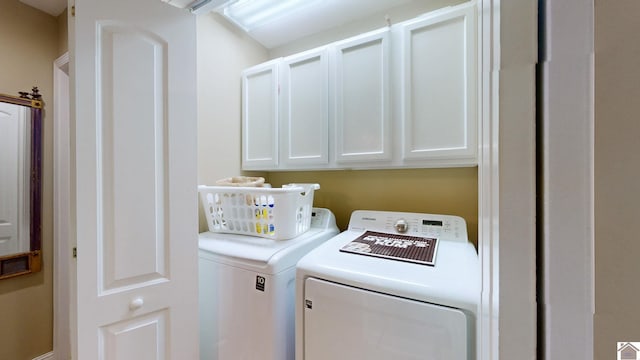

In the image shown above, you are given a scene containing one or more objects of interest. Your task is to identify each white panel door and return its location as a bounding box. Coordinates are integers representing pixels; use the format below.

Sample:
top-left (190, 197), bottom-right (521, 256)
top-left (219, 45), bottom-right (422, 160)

top-left (72, 0), bottom-right (198, 358)
top-left (242, 60), bottom-right (280, 170)
top-left (0, 103), bottom-right (29, 256)
top-left (333, 29), bottom-right (391, 164)
top-left (280, 48), bottom-right (329, 168)
top-left (303, 278), bottom-right (469, 360)
top-left (400, 3), bottom-right (477, 163)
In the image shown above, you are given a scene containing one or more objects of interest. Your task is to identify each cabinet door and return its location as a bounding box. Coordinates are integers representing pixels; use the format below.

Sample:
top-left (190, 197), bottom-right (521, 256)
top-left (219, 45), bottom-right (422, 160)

top-left (280, 48), bottom-right (329, 168)
top-left (242, 60), bottom-right (280, 170)
top-left (334, 29), bottom-right (391, 164)
top-left (400, 4), bottom-right (477, 164)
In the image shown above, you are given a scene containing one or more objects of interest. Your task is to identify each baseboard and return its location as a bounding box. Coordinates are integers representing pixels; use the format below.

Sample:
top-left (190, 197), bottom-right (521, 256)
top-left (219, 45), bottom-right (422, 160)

top-left (32, 351), bottom-right (54, 360)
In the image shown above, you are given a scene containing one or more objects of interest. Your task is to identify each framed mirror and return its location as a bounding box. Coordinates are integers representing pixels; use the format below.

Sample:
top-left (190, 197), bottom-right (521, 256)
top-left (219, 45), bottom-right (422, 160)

top-left (0, 87), bottom-right (42, 279)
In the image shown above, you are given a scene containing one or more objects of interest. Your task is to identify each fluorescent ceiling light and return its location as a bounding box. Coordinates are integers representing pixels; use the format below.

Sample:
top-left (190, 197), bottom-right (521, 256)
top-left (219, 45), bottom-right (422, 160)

top-left (189, 0), bottom-right (237, 13)
top-left (222, 0), bottom-right (319, 31)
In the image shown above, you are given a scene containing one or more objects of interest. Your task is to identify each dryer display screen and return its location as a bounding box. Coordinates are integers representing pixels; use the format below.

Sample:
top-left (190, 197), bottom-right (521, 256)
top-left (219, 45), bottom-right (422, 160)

top-left (339, 231), bottom-right (438, 266)
top-left (423, 220), bottom-right (443, 226)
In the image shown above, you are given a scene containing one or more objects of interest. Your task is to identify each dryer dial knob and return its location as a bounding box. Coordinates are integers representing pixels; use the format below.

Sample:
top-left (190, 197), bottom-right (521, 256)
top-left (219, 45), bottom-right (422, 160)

top-left (395, 219), bottom-right (409, 233)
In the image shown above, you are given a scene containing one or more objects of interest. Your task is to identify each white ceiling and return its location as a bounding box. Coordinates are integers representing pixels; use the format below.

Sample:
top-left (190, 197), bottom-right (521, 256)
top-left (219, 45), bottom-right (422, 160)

top-left (20, 0), bottom-right (67, 16)
top-left (227, 0), bottom-right (415, 49)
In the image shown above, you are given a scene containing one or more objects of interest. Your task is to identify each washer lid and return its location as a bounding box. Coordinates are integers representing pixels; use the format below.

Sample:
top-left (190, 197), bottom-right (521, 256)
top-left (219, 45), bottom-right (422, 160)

top-left (199, 226), bottom-right (338, 274)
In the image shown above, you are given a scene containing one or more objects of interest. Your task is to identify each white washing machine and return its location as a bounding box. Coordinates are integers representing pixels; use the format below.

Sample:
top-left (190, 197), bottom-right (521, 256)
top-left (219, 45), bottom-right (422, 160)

top-left (199, 208), bottom-right (338, 360)
top-left (296, 210), bottom-right (479, 360)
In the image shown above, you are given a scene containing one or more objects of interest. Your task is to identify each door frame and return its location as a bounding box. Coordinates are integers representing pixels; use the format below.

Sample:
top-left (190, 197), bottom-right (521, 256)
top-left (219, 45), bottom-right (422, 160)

top-left (540, 0), bottom-right (594, 358)
top-left (52, 1), bottom-right (543, 359)
top-left (480, 1), bottom-right (595, 358)
top-left (53, 51), bottom-right (71, 360)
top-left (478, 1), bottom-right (538, 359)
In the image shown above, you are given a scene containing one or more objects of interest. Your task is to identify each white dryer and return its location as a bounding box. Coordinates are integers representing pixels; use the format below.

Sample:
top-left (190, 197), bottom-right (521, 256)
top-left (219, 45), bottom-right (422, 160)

top-left (296, 210), bottom-right (479, 360)
top-left (199, 208), bottom-right (338, 360)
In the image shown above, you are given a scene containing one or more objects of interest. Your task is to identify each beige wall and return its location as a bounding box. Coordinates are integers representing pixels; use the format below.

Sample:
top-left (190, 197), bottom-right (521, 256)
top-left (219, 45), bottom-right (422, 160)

top-left (0, 1), bottom-right (59, 359)
top-left (268, 169), bottom-right (478, 244)
top-left (594, 1), bottom-right (640, 357)
top-left (58, 8), bottom-right (68, 56)
top-left (196, 12), bottom-right (269, 233)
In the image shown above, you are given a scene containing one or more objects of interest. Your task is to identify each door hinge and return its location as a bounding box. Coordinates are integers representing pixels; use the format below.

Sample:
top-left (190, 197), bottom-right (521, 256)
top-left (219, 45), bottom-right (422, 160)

top-left (73, 247), bottom-right (77, 258)
top-left (71, 5), bottom-right (75, 17)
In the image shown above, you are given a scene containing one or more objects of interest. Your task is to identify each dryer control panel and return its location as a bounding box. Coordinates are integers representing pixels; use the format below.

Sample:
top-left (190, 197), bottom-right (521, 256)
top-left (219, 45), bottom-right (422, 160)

top-left (347, 210), bottom-right (468, 243)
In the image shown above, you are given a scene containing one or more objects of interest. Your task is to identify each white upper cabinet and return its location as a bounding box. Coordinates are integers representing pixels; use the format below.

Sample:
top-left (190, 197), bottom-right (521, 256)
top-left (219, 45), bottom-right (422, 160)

top-left (280, 48), bottom-right (329, 168)
top-left (242, 59), bottom-right (280, 170)
top-left (240, 2), bottom-right (478, 170)
top-left (399, 4), bottom-right (477, 165)
top-left (333, 29), bottom-right (391, 164)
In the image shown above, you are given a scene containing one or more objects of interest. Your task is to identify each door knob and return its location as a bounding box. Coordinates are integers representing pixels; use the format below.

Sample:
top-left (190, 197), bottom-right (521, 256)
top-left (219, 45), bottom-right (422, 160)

top-left (129, 297), bottom-right (144, 310)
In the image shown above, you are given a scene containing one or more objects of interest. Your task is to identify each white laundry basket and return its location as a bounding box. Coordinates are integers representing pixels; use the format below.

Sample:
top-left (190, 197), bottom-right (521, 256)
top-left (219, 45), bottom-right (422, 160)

top-left (198, 183), bottom-right (319, 240)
